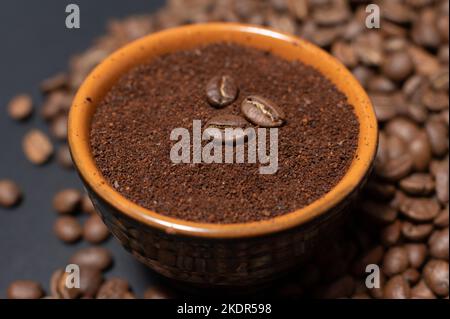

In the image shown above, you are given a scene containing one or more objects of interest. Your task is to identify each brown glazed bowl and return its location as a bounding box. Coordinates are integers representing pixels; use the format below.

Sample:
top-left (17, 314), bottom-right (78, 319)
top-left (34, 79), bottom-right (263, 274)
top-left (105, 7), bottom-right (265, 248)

top-left (68, 23), bottom-right (378, 287)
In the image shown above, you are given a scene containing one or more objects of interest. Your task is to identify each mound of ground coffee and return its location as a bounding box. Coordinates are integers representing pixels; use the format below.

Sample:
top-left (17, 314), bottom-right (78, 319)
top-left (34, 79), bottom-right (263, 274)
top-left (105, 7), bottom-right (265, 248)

top-left (90, 43), bottom-right (359, 223)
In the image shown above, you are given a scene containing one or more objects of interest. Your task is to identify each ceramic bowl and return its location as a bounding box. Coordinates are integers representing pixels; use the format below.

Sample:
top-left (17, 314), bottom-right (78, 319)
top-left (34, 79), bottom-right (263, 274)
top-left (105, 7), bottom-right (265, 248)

top-left (68, 23), bottom-right (378, 287)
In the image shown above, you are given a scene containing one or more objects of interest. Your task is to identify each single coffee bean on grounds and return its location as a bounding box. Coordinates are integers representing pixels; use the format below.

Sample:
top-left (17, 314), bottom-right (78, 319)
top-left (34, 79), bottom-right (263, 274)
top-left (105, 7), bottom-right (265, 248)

top-left (90, 43), bottom-right (359, 223)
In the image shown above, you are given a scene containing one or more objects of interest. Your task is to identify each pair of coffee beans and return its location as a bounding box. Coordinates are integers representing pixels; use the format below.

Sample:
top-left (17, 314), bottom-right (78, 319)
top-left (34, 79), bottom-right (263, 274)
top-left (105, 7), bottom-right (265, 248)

top-left (205, 75), bottom-right (286, 143)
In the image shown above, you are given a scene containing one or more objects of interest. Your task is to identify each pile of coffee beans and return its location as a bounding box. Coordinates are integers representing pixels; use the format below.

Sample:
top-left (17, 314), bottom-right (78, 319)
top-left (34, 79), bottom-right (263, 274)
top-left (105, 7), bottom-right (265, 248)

top-left (3, 0), bottom-right (448, 298)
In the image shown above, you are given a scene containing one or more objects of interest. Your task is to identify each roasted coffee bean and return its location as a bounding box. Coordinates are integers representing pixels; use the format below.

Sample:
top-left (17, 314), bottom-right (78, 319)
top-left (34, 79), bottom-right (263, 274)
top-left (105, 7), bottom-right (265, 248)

top-left (96, 278), bottom-right (133, 299)
top-left (7, 280), bottom-right (44, 299)
top-left (402, 268), bottom-right (421, 285)
top-left (403, 104), bottom-right (428, 124)
top-left (423, 260), bottom-right (449, 296)
top-left (69, 247), bottom-right (112, 271)
top-left (434, 206), bottom-right (449, 228)
top-left (382, 246), bottom-right (409, 276)
top-left (204, 114), bottom-right (252, 144)
top-left (40, 91), bottom-right (71, 121)
top-left (50, 115), bottom-right (68, 141)
top-left (53, 189), bottom-right (82, 214)
top-left (83, 215), bottom-right (110, 244)
top-left (22, 129), bottom-right (53, 165)
top-left (7, 94), bottom-right (33, 121)
top-left (382, 52), bottom-right (414, 82)
top-left (205, 75), bottom-right (238, 108)
top-left (375, 131), bottom-right (389, 169)
top-left (53, 216), bottom-right (82, 243)
top-left (40, 73), bottom-right (68, 93)
top-left (387, 135), bottom-right (408, 159)
top-left (404, 244), bottom-right (427, 269)
top-left (368, 272), bottom-right (386, 299)
top-left (381, 220), bottom-right (401, 246)
top-left (0, 179), bottom-right (22, 208)
top-left (422, 89), bottom-right (449, 111)
top-left (401, 221), bottom-right (434, 241)
top-left (383, 275), bottom-right (411, 299)
top-left (81, 194), bottom-right (96, 214)
top-left (57, 145), bottom-right (73, 169)
top-left (428, 228), bottom-right (449, 260)
top-left (399, 173), bottom-right (435, 195)
top-left (368, 76), bottom-right (396, 93)
top-left (78, 267), bottom-right (104, 298)
top-left (411, 280), bottom-right (436, 299)
top-left (425, 118), bottom-right (449, 157)
top-left (408, 131), bottom-right (432, 171)
top-left (377, 153), bottom-right (413, 182)
top-left (385, 118), bottom-right (419, 143)
top-left (241, 95), bottom-right (285, 127)
top-left (399, 197), bottom-right (440, 222)
top-left (430, 159), bottom-right (449, 204)
top-left (144, 285), bottom-right (176, 299)
top-left (331, 41), bottom-right (358, 68)
top-left (52, 269), bottom-right (81, 299)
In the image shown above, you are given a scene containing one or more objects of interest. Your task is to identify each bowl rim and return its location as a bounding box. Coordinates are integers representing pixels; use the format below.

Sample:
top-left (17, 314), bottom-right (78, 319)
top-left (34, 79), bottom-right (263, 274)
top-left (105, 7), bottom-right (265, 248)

top-left (68, 23), bottom-right (378, 239)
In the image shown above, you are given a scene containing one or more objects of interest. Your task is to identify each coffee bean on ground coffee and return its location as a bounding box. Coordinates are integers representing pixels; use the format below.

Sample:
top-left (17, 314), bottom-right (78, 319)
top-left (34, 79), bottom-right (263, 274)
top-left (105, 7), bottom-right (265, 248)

top-left (91, 43), bottom-right (359, 223)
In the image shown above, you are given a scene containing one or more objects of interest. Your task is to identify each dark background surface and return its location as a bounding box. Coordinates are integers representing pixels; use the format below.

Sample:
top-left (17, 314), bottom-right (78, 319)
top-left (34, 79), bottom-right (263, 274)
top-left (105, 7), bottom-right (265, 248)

top-left (0, 0), bottom-right (167, 298)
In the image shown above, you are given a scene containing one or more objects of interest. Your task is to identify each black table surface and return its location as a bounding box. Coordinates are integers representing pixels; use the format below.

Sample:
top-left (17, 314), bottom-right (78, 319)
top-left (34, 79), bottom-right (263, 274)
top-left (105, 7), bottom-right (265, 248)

top-left (0, 0), bottom-right (167, 298)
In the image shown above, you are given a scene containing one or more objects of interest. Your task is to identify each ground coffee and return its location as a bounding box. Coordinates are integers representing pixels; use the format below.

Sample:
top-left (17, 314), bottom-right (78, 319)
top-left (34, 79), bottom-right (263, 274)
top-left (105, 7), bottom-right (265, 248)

top-left (90, 43), bottom-right (359, 223)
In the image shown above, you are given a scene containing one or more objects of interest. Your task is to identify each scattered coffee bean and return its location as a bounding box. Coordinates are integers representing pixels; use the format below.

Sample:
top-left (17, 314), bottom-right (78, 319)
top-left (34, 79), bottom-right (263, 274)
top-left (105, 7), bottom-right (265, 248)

top-left (241, 95), bottom-right (285, 127)
top-left (404, 244), bottom-right (428, 269)
top-left (206, 75), bottom-right (239, 108)
top-left (402, 268), bottom-right (421, 285)
top-left (204, 114), bottom-right (251, 144)
top-left (428, 228), bottom-right (449, 260)
top-left (50, 115), bottom-right (68, 141)
top-left (40, 73), bottom-right (68, 93)
top-left (385, 118), bottom-right (419, 143)
top-left (377, 153), bottom-right (413, 182)
top-left (96, 278), bottom-right (133, 299)
top-left (383, 275), bottom-right (411, 299)
top-left (53, 216), bottom-right (82, 243)
top-left (52, 189), bottom-right (82, 214)
top-left (425, 118), bottom-right (449, 157)
top-left (399, 197), bottom-right (440, 222)
top-left (434, 206), bottom-right (449, 228)
top-left (408, 131), bottom-right (432, 171)
top-left (382, 246), bottom-right (409, 276)
top-left (382, 52), bottom-right (414, 82)
top-left (399, 173), bottom-right (435, 195)
top-left (423, 260), bottom-right (449, 296)
top-left (380, 220), bottom-right (401, 246)
top-left (69, 247), bottom-right (112, 271)
top-left (7, 94), bottom-right (33, 121)
top-left (52, 269), bottom-right (81, 299)
top-left (411, 280), bottom-right (436, 299)
top-left (0, 179), bottom-right (22, 208)
top-left (22, 129), bottom-right (53, 165)
top-left (57, 145), bottom-right (73, 169)
top-left (83, 214), bottom-right (110, 244)
top-left (144, 285), bottom-right (176, 299)
top-left (7, 280), bottom-right (44, 299)
top-left (401, 221), bottom-right (434, 241)
top-left (40, 91), bottom-right (71, 121)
